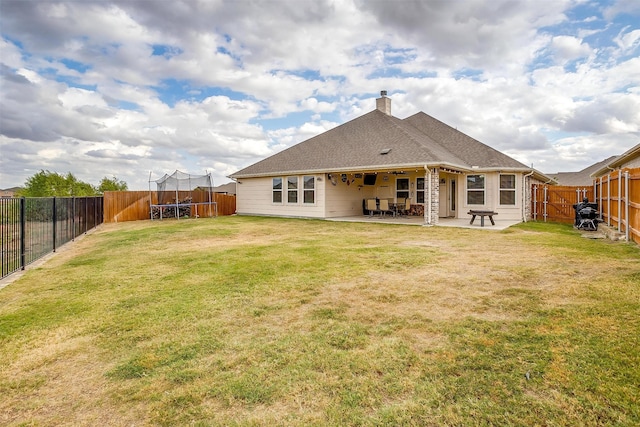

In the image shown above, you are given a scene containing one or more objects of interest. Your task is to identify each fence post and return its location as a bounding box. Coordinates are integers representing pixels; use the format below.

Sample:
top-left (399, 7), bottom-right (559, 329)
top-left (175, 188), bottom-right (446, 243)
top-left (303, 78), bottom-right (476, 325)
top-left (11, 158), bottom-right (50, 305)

top-left (607, 174), bottom-right (611, 226)
top-left (618, 170), bottom-right (622, 232)
top-left (72, 197), bottom-right (76, 241)
top-left (598, 177), bottom-right (603, 221)
top-left (543, 185), bottom-right (548, 222)
top-left (625, 171), bottom-right (630, 242)
top-left (52, 197), bottom-right (57, 253)
top-left (20, 197), bottom-right (26, 271)
top-left (532, 185), bottom-right (537, 220)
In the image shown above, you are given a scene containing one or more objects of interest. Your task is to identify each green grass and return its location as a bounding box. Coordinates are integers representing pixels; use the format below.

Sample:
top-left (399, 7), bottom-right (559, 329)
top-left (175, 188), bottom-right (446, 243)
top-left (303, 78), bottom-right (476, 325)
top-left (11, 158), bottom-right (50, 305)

top-left (1, 216), bottom-right (639, 426)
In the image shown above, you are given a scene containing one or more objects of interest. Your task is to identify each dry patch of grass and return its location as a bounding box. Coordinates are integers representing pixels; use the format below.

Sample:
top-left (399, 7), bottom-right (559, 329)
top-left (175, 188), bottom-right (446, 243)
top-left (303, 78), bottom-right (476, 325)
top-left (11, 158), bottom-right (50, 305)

top-left (1, 216), bottom-right (639, 426)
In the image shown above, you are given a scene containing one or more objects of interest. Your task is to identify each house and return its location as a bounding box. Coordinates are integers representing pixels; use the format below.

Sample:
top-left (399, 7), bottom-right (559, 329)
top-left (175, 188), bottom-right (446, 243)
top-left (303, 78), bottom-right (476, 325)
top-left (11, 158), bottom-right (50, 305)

top-left (229, 91), bottom-right (551, 225)
top-left (548, 156), bottom-right (618, 186)
top-left (0, 187), bottom-right (21, 198)
top-left (212, 182), bottom-right (237, 195)
top-left (592, 143), bottom-right (640, 178)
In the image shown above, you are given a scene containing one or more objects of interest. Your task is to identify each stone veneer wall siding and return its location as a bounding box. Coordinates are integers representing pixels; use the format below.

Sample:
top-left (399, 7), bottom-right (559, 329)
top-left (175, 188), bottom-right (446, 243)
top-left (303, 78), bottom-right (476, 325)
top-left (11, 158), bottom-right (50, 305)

top-left (526, 176), bottom-right (546, 221)
top-left (427, 168), bottom-right (439, 225)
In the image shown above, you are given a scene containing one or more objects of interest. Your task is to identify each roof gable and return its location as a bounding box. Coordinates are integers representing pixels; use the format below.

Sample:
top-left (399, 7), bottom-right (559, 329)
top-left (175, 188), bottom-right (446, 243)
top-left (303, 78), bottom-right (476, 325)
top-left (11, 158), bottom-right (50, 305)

top-left (231, 109), bottom-right (531, 178)
top-left (402, 112), bottom-right (528, 169)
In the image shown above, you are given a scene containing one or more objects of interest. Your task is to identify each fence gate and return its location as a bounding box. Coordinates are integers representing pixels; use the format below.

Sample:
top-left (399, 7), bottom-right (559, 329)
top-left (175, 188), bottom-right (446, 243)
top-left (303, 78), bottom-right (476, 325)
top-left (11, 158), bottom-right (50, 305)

top-left (531, 185), bottom-right (594, 223)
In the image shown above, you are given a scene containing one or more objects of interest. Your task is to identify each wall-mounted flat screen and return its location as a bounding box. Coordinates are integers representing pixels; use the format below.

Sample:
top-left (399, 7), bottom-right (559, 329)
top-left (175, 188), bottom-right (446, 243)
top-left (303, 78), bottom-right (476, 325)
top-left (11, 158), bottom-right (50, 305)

top-left (363, 174), bottom-right (377, 185)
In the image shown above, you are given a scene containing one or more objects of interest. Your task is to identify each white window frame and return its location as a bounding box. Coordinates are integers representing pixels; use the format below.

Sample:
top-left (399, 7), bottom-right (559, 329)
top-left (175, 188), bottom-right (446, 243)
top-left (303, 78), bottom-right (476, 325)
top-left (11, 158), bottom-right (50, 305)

top-left (272, 177), bottom-right (283, 204)
top-left (287, 176), bottom-right (299, 204)
top-left (466, 174), bottom-right (485, 205)
top-left (500, 174), bottom-right (516, 205)
top-left (303, 176), bottom-right (315, 204)
top-left (396, 178), bottom-right (409, 201)
top-left (416, 177), bottom-right (425, 203)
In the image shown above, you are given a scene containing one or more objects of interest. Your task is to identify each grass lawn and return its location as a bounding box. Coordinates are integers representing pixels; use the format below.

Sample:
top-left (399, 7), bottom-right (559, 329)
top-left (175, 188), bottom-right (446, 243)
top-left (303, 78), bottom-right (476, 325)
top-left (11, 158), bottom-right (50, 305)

top-left (1, 216), bottom-right (639, 426)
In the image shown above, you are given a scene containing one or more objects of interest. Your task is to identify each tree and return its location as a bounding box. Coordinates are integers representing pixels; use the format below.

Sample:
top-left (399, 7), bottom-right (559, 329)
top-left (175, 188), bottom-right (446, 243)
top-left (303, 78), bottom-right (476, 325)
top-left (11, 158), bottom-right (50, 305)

top-left (97, 176), bottom-right (128, 193)
top-left (18, 170), bottom-right (98, 197)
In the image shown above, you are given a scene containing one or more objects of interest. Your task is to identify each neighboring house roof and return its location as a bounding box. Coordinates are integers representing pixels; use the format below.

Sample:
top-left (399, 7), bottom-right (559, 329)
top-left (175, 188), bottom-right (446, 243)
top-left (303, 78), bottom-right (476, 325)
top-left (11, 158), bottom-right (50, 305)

top-left (230, 95), bottom-right (549, 181)
top-left (592, 143), bottom-right (640, 177)
top-left (213, 182), bottom-right (236, 195)
top-left (547, 156), bottom-right (618, 186)
top-left (0, 187), bottom-right (22, 197)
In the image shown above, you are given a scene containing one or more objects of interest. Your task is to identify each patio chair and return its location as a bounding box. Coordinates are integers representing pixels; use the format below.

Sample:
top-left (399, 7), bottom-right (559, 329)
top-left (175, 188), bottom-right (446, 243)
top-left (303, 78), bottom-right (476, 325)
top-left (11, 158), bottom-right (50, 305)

top-left (397, 198), bottom-right (411, 216)
top-left (379, 199), bottom-right (395, 217)
top-left (367, 199), bottom-right (380, 217)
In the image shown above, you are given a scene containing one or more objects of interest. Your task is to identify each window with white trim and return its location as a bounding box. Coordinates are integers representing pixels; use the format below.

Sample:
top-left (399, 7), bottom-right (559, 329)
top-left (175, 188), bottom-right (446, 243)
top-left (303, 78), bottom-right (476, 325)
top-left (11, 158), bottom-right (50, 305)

top-left (396, 178), bottom-right (409, 201)
top-left (416, 178), bottom-right (425, 203)
top-left (466, 174), bottom-right (485, 205)
top-left (272, 178), bottom-right (282, 203)
top-left (287, 176), bottom-right (298, 203)
top-left (500, 174), bottom-right (516, 205)
top-left (303, 176), bottom-right (315, 204)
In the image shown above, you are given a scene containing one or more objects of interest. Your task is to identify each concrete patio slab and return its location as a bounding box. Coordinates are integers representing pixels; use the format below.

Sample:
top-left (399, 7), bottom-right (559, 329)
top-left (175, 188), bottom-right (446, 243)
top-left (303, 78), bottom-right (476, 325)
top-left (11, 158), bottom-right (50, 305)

top-left (325, 215), bottom-right (522, 230)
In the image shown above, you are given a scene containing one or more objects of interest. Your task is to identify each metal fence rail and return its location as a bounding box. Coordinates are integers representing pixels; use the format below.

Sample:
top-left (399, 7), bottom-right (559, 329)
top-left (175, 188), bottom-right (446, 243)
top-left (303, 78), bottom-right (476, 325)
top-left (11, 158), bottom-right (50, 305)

top-left (1, 196), bottom-right (103, 280)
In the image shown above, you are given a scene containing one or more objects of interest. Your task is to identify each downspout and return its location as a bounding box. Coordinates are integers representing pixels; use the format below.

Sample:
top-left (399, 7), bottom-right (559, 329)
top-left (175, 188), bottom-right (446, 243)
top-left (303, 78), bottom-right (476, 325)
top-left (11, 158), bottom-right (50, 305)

top-left (522, 170), bottom-right (534, 222)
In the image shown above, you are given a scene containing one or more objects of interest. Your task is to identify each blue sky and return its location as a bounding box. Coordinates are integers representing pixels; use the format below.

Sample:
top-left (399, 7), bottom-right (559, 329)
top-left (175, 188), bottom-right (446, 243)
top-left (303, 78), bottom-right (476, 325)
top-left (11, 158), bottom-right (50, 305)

top-left (1, 0), bottom-right (639, 190)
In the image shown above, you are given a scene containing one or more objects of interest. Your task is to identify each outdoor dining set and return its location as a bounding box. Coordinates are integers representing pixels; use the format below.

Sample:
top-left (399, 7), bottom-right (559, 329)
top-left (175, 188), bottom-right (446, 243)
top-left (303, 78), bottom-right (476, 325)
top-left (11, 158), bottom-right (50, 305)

top-left (365, 198), bottom-right (412, 218)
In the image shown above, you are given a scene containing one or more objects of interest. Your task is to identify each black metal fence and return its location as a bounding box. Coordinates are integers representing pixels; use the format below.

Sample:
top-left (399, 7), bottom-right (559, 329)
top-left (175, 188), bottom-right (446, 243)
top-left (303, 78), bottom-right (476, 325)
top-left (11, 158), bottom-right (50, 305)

top-left (0, 196), bottom-right (103, 279)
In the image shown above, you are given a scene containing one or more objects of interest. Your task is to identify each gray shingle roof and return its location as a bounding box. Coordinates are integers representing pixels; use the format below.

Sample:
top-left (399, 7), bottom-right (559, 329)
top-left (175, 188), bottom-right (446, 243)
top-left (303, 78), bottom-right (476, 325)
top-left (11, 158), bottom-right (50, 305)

top-left (547, 156), bottom-right (618, 185)
top-left (230, 108), bottom-right (531, 178)
top-left (403, 112), bottom-right (529, 169)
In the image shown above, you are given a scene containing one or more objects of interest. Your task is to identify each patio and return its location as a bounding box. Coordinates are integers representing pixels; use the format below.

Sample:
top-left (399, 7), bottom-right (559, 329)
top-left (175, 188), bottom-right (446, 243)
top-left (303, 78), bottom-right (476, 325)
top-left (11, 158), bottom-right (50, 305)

top-left (326, 215), bottom-right (522, 230)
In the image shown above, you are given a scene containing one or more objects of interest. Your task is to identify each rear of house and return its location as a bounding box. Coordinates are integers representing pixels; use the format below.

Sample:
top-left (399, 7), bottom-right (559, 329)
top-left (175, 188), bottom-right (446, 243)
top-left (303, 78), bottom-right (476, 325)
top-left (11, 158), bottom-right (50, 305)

top-left (230, 92), bottom-right (551, 225)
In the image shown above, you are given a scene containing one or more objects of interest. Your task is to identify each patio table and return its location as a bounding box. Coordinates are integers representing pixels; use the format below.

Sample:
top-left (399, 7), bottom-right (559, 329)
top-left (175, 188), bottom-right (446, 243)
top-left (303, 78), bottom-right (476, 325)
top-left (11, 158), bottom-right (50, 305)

top-left (467, 210), bottom-right (498, 227)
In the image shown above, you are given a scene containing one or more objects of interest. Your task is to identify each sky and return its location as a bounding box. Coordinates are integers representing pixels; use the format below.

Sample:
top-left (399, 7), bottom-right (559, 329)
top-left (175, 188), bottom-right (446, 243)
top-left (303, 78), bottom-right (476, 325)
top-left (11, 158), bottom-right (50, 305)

top-left (1, 0), bottom-right (639, 190)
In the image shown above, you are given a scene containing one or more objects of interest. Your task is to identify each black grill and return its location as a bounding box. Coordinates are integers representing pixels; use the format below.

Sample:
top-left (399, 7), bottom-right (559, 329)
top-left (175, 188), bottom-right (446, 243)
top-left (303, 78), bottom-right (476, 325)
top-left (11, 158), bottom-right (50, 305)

top-left (573, 198), bottom-right (599, 231)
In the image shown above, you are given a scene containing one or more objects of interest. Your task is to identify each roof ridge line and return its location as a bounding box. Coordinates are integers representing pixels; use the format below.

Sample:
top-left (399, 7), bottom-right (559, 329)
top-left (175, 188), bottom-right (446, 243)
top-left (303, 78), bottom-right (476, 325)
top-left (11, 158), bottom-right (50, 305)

top-left (393, 113), bottom-right (469, 166)
top-left (383, 113), bottom-right (442, 158)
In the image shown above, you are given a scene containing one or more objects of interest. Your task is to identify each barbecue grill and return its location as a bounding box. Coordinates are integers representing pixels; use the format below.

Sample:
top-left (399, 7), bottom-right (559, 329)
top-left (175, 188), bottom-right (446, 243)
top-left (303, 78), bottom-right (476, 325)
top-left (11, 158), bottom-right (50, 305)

top-left (573, 198), bottom-right (599, 231)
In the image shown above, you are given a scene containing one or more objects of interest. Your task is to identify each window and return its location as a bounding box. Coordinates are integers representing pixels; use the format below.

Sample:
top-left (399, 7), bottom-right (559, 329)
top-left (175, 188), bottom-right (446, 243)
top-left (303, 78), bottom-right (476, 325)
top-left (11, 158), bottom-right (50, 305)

top-left (287, 176), bottom-right (298, 203)
top-left (303, 176), bottom-right (315, 204)
top-left (272, 178), bottom-right (282, 203)
top-left (451, 180), bottom-right (456, 211)
top-left (500, 174), bottom-right (516, 205)
top-left (466, 175), bottom-right (485, 205)
top-left (396, 178), bottom-right (409, 201)
top-left (416, 178), bottom-right (425, 203)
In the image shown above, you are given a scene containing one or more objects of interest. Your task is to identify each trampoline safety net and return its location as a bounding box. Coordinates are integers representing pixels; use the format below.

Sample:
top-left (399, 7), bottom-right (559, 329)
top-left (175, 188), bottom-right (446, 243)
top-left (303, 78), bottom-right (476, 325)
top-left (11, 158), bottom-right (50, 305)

top-left (149, 170), bottom-right (217, 219)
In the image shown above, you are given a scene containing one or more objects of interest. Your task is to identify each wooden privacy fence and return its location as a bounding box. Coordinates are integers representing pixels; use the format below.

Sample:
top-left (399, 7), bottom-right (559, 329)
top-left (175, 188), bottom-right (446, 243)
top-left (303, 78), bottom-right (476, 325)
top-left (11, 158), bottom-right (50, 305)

top-left (531, 185), bottom-right (594, 224)
top-left (103, 191), bottom-right (236, 223)
top-left (594, 167), bottom-right (640, 245)
top-left (531, 168), bottom-right (640, 245)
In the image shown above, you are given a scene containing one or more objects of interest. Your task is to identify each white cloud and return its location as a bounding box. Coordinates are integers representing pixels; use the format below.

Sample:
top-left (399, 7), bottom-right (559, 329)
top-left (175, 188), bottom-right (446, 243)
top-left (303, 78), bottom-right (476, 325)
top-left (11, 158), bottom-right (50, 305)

top-left (1, 0), bottom-right (639, 190)
top-left (550, 35), bottom-right (592, 63)
top-left (614, 27), bottom-right (640, 52)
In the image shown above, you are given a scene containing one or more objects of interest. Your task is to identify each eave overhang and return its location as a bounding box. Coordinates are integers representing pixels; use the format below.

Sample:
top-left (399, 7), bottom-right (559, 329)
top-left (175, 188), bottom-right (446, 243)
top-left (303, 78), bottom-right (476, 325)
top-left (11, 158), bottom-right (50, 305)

top-left (229, 162), bottom-right (551, 181)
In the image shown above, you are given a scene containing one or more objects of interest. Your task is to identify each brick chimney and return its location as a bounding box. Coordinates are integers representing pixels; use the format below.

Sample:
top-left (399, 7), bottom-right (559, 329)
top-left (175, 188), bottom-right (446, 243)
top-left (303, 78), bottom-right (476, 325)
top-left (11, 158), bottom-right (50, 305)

top-left (376, 90), bottom-right (391, 115)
